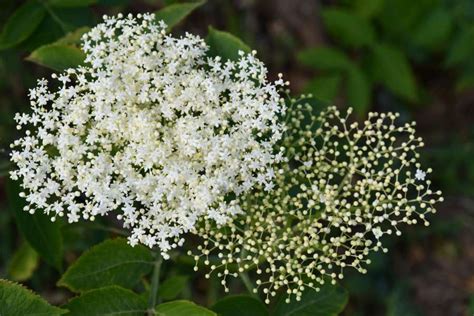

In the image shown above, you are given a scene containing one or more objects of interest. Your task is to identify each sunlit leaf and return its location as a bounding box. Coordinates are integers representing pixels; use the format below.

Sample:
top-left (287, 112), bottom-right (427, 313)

top-left (26, 44), bottom-right (86, 71)
top-left (7, 241), bottom-right (39, 282)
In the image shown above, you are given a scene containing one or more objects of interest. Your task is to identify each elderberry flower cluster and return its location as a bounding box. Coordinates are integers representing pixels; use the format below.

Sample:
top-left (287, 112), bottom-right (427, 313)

top-left (190, 103), bottom-right (443, 303)
top-left (10, 13), bottom-right (286, 256)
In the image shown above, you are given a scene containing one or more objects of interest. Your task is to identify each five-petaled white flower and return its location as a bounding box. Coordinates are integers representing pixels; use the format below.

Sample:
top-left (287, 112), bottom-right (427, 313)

top-left (415, 169), bottom-right (426, 181)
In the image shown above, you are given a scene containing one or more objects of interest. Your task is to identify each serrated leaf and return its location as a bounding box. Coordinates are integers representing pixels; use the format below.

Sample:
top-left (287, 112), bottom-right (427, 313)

top-left (158, 275), bottom-right (189, 301)
top-left (26, 44), bottom-right (85, 71)
top-left (0, 0), bottom-right (46, 50)
top-left (155, 0), bottom-right (205, 30)
top-left (0, 279), bottom-right (67, 315)
top-left (58, 238), bottom-right (153, 292)
top-left (369, 43), bottom-right (418, 102)
top-left (273, 284), bottom-right (348, 316)
top-left (7, 241), bottom-right (39, 281)
top-left (6, 179), bottom-right (63, 270)
top-left (212, 295), bottom-right (268, 316)
top-left (303, 74), bottom-right (341, 101)
top-left (321, 8), bottom-right (375, 48)
top-left (206, 27), bottom-right (251, 61)
top-left (297, 47), bottom-right (351, 71)
top-left (346, 65), bottom-right (371, 116)
top-left (48, 0), bottom-right (97, 7)
top-left (411, 8), bottom-right (453, 50)
top-left (155, 300), bottom-right (216, 316)
top-left (445, 26), bottom-right (474, 67)
top-left (64, 286), bottom-right (147, 316)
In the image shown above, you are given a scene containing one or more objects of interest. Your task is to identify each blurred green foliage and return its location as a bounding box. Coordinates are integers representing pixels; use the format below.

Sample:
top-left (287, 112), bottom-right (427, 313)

top-left (299, 0), bottom-right (474, 115)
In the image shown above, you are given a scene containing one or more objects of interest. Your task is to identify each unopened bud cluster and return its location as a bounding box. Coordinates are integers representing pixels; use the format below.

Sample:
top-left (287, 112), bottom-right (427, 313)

top-left (190, 103), bottom-right (443, 303)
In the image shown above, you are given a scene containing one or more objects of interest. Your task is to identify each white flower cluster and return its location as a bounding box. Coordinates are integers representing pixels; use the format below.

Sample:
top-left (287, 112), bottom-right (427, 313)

top-left (10, 13), bottom-right (286, 256)
top-left (190, 103), bottom-right (443, 303)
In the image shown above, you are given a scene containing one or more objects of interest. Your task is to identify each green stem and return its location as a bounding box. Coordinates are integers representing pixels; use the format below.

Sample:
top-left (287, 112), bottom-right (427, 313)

top-left (148, 253), bottom-right (163, 314)
top-left (239, 271), bottom-right (259, 299)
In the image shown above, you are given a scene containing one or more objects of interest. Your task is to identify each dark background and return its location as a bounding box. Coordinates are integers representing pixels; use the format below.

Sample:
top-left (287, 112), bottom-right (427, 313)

top-left (0, 0), bottom-right (473, 315)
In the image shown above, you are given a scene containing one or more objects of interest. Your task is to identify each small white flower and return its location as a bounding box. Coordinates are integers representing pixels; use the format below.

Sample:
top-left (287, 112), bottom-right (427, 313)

top-left (415, 169), bottom-right (426, 181)
top-left (372, 227), bottom-right (383, 239)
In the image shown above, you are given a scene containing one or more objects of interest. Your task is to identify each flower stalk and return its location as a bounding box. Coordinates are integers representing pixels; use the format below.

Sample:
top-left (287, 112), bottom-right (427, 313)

top-left (148, 253), bottom-right (163, 314)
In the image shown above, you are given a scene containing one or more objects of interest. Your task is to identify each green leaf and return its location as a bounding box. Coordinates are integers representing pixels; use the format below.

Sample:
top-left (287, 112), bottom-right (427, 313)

top-left (0, 279), bottom-right (67, 315)
top-left (26, 44), bottom-right (86, 71)
top-left (6, 179), bottom-right (63, 270)
top-left (273, 284), bottom-right (348, 316)
top-left (369, 43), bottom-right (418, 102)
top-left (18, 15), bottom-right (64, 52)
top-left (376, 0), bottom-right (437, 38)
top-left (48, 0), bottom-right (97, 7)
top-left (158, 275), bottom-right (189, 301)
top-left (351, 0), bottom-right (384, 19)
top-left (303, 74), bottom-right (341, 101)
top-left (0, 0), bottom-right (46, 50)
top-left (155, 0), bottom-right (206, 30)
top-left (411, 8), bottom-right (453, 50)
top-left (212, 295), bottom-right (269, 316)
top-left (7, 241), bottom-right (39, 282)
top-left (155, 300), bottom-right (216, 316)
top-left (346, 65), bottom-right (371, 116)
top-left (58, 238), bottom-right (153, 292)
top-left (56, 27), bottom-right (90, 45)
top-left (206, 27), bottom-right (251, 61)
top-left (53, 7), bottom-right (95, 32)
top-left (297, 47), bottom-right (351, 71)
top-left (321, 8), bottom-right (375, 48)
top-left (64, 286), bottom-right (147, 316)
top-left (387, 285), bottom-right (422, 316)
top-left (445, 26), bottom-right (474, 67)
